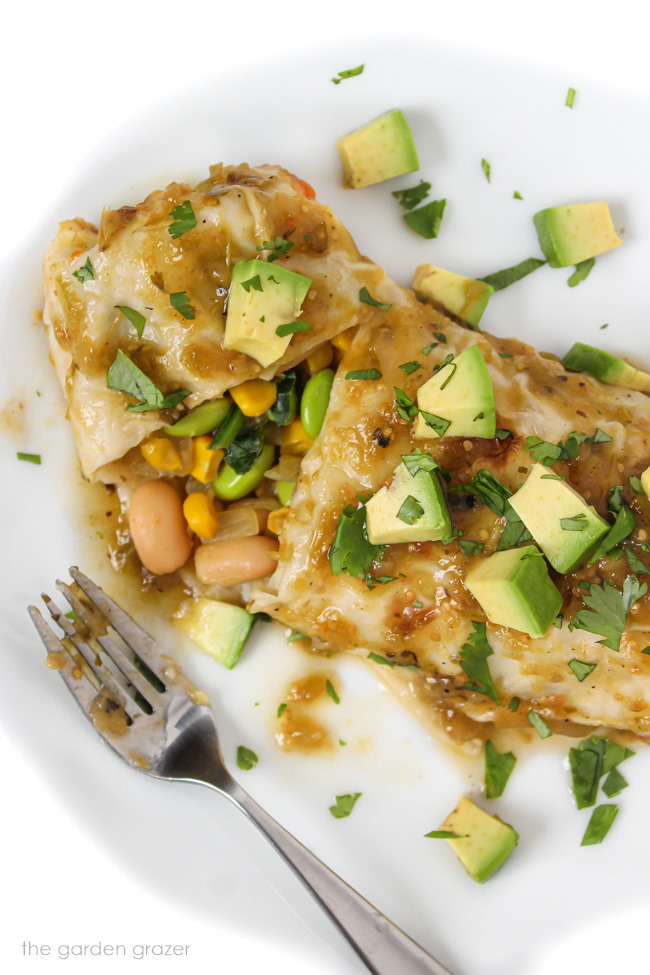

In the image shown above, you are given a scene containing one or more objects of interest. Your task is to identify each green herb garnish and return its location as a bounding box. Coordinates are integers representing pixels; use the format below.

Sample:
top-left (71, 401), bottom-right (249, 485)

top-left (17, 452), bottom-right (41, 464)
top-left (527, 710), bottom-right (552, 739)
top-left (331, 64), bottom-right (364, 84)
top-left (629, 474), bottom-right (643, 493)
top-left (587, 506), bottom-right (636, 565)
top-left (396, 495), bottom-right (424, 525)
top-left (401, 449), bottom-right (438, 476)
top-left (223, 424), bottom-right (263, 474)
top-left (275, 320), bottom-right (310, 337)
top-left (367, 652), bottom-right (418, 670)
top-left (570, 576), bottom-right (647, 651)
top-left (359, 287), bottom-right (391, 310)
top-left (345, 368), bottom-right (382, 381)
top-left (169, 291), bottom-right (195, 319)
top-left (459, 622), bottom-right (500, 704)
top-left (478, 257), bottom-right (546, 292)
top-left (394, 387), bottom-right (419, 422)
top-left (329, 793), bottom-right (361, 818)
top-left (507, 697), bottom-right (520, 712)
top-left (453, 469), bottom-right (531, 551)
top-left (72, 257), bottom-right (94, 282)
top-left (403, 199), bottom-right (446, 239)
top-left (399, 361), bottom-right (422, 375)
top-left (568, 659), bottom-right (597, 682)
top-left (257, 236), bottom-right (294, 261)
top-left (581, 805), bottom-right (618, 846)
top-left (513, 191), bottom-right (523, 200)
top-left (481, 158), bottom-right (491, 182)
top-left (561, 514), bottom-right (589, 532)
top-left (392, 180), bottom-right (431, 210)
top-left (568, 258), bottom-right (595, 287)
top-left (419, 411), bottom-right (451, 437)
top-left (330, 504), bottom-right (384, 578)
top-left (267, 369), bottom-right (297, 426)
top-left (326, 680), bottom-right (340, 704)
top-left (106, 350), bottom-right (190, 413)
top-left (524, 428), bottom-right (612, 466)
top-left (236, 746), bottom-right (258, 771)
top-left (459, 540), bottom-right (484, 557)
top-left (240, 275), bottom-right (263, 293)
top-left (114, 305), bottom-right (146, 338)
top-left (485, 740), bottom-right (516, 798)
top-left (277, 703), bottom-right (287, 718)
top-left (566, 87), bottom-right (576, 108)
top-left (168, 200), bottom-right (197, 239)
top-left (569, 736), bottom-right (634, 809)
top-left (625, 548), bottom-right (649, 575)
top-left (287, 632), bottom-right (308, 642)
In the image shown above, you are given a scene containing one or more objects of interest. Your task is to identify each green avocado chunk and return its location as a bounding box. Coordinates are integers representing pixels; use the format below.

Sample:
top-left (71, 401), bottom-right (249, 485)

top-left (365, 460), bottom-right (451, 545)
top-left (533, 201), bottom-right (622, 268)
top-left (336, 109), bottom-right (419, 188)
top-left (464, 545), bottom-right (562, 637)
top-left (223, 260), bottom-right (312, 367)
top-left (176, 597), bottom-right (254, 669)
top-left (509, 463), bottom-right (610, 573)
top-left (414, 345), bottom-right (496, 440)
top-left (164, 398), bottom-right (231, 437)
top-left (413, 264), bottom-right (494, 329)
top-left (641, 465), bottom-right (650, 499)
top-left (562, 341), bottom-right (650, 393)
top-left (436, 797), bottom-right (519, 883)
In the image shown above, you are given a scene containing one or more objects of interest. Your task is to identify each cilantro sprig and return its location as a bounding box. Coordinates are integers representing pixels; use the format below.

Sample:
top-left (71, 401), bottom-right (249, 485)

top-left (459, 622), bottom-right (500, 704)
top-left (106, 350), bottom-right (190, 413)
top-left (257, 236), bottom-right (295, 262)
top-left (569, 736), bottom-right (633, 809)
top-left (329, 503), bottom-right (384, 578)
top-left (168, 200), bottom-right (197, 239)
top-left (329, 793), bottom-right (362, 818)
top-left (570, 575), bottom-right (647, 651)
top-left (392, 180), bottom-right (431, 210)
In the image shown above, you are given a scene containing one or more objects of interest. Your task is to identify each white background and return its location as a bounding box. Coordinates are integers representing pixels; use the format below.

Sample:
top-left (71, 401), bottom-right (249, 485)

top-left (2, 2), bottom-right (649, 974)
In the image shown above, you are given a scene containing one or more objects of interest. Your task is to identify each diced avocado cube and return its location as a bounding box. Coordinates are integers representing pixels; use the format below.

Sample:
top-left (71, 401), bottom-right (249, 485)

top-left (509, 464), bottom-right (610, 573)
top-left (414, 345), bottom-right (496, 440)
top-left (336, 109), bottom-right (419, 189)
top-left (437, 797), bottom-right (519, 883)
top-left (562, 341), bottom-right (650, 393)
top-left (413, 264), bottom-right (494, 329)
top-left (176, 597), bottom-right (254, 669)
top-left (366, 461), bottom-right (451, 545)
top-left (641, 465), bottom-right (650, 499)
top-left (223, 261), bottom-right (312, 368)
top-left (533, 201), bottom-right (622, 268)
top-left (464, 545), bottom-right (562, 638)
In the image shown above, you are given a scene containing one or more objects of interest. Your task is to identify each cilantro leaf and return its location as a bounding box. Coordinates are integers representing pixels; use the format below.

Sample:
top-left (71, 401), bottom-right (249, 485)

top-left (401, 449), bottom-right (438, 476)
top-left (106, 350), bottom-right (190, 413)
top-left (399, 361), bottom-right (422, 375)
top-left (607, 484), bottom-right (624, 514)
top-left (507, 697), bottom-right (520, 712)
top-left (392, 180), bottom-right (431, 210)
top-left (72, 257), bottom-right (94, 283)
top-left (625, 548), bottom-right (649, 575)
top-left (571, 576), bottom-right (647, 651)
top-left (453, 469), bottom-right (531, 550)
top-left (524, 428), bottom-right (612, 466)
top-left (485, 740), bottom-right (516, 798)
top-left (359, 287), bottom-right (391, 310)
top-left (329, 504), bottom-right (384, 578)
top-left (513, 191), bottom-right (523, 200)
top-left (527, 710), bottom-right (552, 738)
top-left (326, 680), bottom-right (340, 704)
top-left (329, 793), bottom-right (361, 818)
top-left (267, 370), bottom-right (297, 426)
top-left (459, 622), bottom-right (500, 704)
top-left (569, 736), bottom-right (634, 810)
top-left (367, 652), bottom-right (418, 669)
top-left (397, 495), bottom-right (424, 525)
top-left (236, 746), bottom-right (258, 770)
top-left (223, 424), bottom-right (264, 475)
top-left (240, 275), bottom-right (263, 293)
top-left (403, 199), bottom-right (446, 239)
top-left (424, 830), bottom-right (467, 839)
top-left (346, 369), bottom-right (382, 380)
top-left (394, 387), bottom-right (419, 422)
top-left (331, 64), bottom-right (364, 84)
top-left (481, 158), bottom-right (491, 183)
top-left (602, 767), bottom-right (628, 798)
top-left (115, 305), bottom-right (146, 338)
top-left (587, 506), bottom-right (636, 565)
top-left (477, 257), bottom-right (546, 291)
top-left (568, 659), bottom-right (597, 682)
top-left (275, 320), bottom-right (310, 337)
top-left (567, 258), bottom-right (595, 288)
top-left (419, 410), bottom-right (451, 437)
top-left (168, 200), bottom-right (197, 239)
top-left (629, 474), bottom-right (643, 493)
top-left (257, 236), bottom-right (294, 262)
top-left (169, 291), bottom-right (195, 319)
top-left (17, 452), bottom-right (41, 464)
top-left (581, 804), bottom-right (618, 846)
top-left (459, 539), bottom-right (484, 557)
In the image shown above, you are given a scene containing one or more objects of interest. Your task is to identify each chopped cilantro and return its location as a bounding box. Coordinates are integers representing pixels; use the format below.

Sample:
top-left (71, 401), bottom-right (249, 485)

top-left (240, 275), bottom-right (263, 293)
top-left (394, 387), bottom-right (419, 422)
top-left (169, 291), bottom-right (195, 319)
top-left (625, 548), bottom-right (649, 575)
top-left (560, 514), bottom-right (589, 531)
top-left (481, 158), bottom-right (491, 183)
top-left (412, 600), bottom-right (423, 608)
top-left (459, 622), bottom-right (500, 704)
top-left (478, 257), bottom-right (546, 292)
top-left (367, 652), bottom-right (418, 670)
top-left (275, 320), bottom-right (310, 337)
top-left (600, 323), bottom-right (609, 329)
top-left (168, 200), bottom-right (197, 239)
top-left (392, 180), bottom-right (431, 210)
top-left (498, 352), bottom-right (514, 358)
top-left (345, 368), bottom-right (382, 380)
top-left (602, 768), bottom-right (628, 798)
top-left (553, 613), bottom-right (564, 628)
top-left (396, 495), bottom-right (424, 525)
top-left (527, 710), bottom-right (552, 739)
top-left (587, 506), bottom-right (636, 565)
top-left (287, 632), bottom-right (308, 642)
top-left (570, 575), bottom-right (647, 651)
top-left (485, 740), bottom-right (516, 799)
top-left (419, 411), bottom-right (451, 437)
top-left (425, 830), bottom-right (467, 839)
top-left (459, 539), bottom-right (484, 557)
top-left (401, 448), bottom-right (438, 476)
top-left (403, 199), bottom-right (446, 239)
top-left (329, 504), bottom-right (384, 578)
top-left (236, 746), bottom-right (258, 771)
top-left (17, 452), bottom-right (41, 464)
top-left (114, 305), bottom-right (146, 338)
top-left (568, 258), bottom-right (595, 288)
top-left (568, 659), bottom-right (597, 682)
top-left (432, 331), bottom-right (447, 344)
top-left (359, 287), bottom-right (391, 310)
top-left (495, 429), bottom-right (513, 440)
top-left (277, 703), bottom-right (287, 718)
top-left (329, 793), bottom-right (361, 818)
top-left (452, 469), bottom-right (531, 551)
top-left (331, 64), bottom-right (364, 84)
top-left (326, 680), bottom-right (340, 704)
top-left (581, 804), bottom-right (618, 846)
top-left (364, 574), bottom-right (399, 590)
top-left (106, 350), bottom-right (190, 413)
top-left (257, 236), bottom-right (294, 262)
top-left (421, 343), bottom-right (438, 355)
top-left (608, 484), bottom-right (624, 514)
top-left (223, 424), bottom-right (263, 474)
top-left (566, 86), bottom-right (576, 108)
top-left (513, 191), bottom-right (523, 200)
top-left (569, 736), bottom-right (634, 809)
top-left (629, 474), bottom-right (643, 493)
top-left (267, 369), bottom-right (297, 426)
top-left (507, 697), bottom-right (520, 712)
top-left (524, 428), bottom-right (612, 466)
top-left (72, 257), bottom-right (94, 283)
top-left (399, 361), bottom-right (422, 375)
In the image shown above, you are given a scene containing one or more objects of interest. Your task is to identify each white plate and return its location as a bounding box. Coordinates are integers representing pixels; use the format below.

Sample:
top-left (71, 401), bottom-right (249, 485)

top-left (2, 28), bottom-right (650, 975)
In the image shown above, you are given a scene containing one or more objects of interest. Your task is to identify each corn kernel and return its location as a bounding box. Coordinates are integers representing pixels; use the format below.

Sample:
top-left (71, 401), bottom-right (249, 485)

top-left (305, 343), bottom-right (334, 374)
top-left (230, 378), bottom-right (277, 417)
top-left (183, 492), bottom-right (219, 539)
top-left (282, 417), bottom-right (313, 455)
top-left (140, 437), bottom-right (182, 472)
top-left (190, 436), bottom-right (223, 484)
top-left (267, 507), bottom-right (289, 535)
top-left (331, 326), bottom-right (358, 352)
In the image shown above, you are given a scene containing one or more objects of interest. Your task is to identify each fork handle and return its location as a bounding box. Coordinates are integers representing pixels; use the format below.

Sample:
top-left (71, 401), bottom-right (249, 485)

top-left (215, 781), bottom-right (454, 975)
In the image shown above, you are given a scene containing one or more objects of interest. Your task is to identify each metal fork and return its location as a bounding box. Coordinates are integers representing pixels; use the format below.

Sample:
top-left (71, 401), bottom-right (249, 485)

top-left (28, 567), bottom-right (453, 975)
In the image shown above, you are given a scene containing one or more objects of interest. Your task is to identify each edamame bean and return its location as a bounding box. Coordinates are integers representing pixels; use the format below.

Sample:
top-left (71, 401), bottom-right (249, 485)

top-left (213, 443), bottom-right (275, 501)
top-left (164, 398), bottom-right (231, 437)
top-left (277, 480), bottom-right (295, 507)
top-left (128, 481), bottom-right (192, 574)
top-left (300, 368), bottom-right (334, 439)
top-left (195, 535), bottom-right (280, 586)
